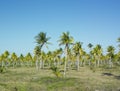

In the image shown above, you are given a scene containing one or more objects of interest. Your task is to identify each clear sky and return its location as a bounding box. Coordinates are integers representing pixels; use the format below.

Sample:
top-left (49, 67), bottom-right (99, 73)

top-left (0, 0), bottom-right (120, 55)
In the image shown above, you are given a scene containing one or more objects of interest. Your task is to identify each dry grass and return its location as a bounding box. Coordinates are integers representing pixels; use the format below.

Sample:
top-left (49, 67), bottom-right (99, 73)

top-left (0, 66), bottom-right (120, 91)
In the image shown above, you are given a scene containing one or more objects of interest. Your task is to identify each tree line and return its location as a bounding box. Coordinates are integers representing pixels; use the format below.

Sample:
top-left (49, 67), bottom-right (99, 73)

top-left (0, 32), bottom-right (120, 77)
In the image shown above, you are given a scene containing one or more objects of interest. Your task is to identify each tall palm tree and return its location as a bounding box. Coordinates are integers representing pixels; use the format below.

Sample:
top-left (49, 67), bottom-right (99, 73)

top-left (73, 42), bottom-right (82, 71)
top-left (58, 31), bottom-right (74, 77)
top-left (35, 32), bottom-right (51, 50)
top-left (107, 45), bottom-right (115, 67)
top-left (35, 32), bottom-right (51, 69)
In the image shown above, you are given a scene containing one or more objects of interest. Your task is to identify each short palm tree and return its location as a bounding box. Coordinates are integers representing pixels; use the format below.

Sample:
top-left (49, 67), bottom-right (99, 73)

top-left (19, 54), bottom-right (24, 66)
top-left (25, 53), bottom-right (33, 67)
top-left (34, 46), bottom-right (41, 70)
top-left (58, 31), bottom-right (74, 77)
top-left (87, 43), bottom-right (93, 66)
top-left (3, 51), bottom-right (10, 67)
top-left (11, 52), bottom-right (18, 68)
top-left (107, 45), bottom-right (115, 67)
top-left (92, 44), bottom-right (102, 67)
top-left (73, 42), bottom-right (82, 71)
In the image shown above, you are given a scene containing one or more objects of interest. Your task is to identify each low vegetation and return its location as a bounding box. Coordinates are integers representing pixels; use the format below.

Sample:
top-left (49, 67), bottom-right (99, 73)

top-left (0, 66), bottom-right (120, 91)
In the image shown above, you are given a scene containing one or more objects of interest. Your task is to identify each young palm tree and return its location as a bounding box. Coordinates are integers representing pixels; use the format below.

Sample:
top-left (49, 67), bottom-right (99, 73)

top-left (58, 31), bottom-right (74, 77)
top-left (34, 46), bottom-right (41, 70)
top-left (19, 54), bottom-right (24, 66)
top-left (96, 44), bottom-right (103, 67)
top-left (87, 43), bottom-right (93, 66)
top-left (3, 51), bottom-right (10, 67)
top-left (73, 42), bottom-right (82, 71)
top-left (107, 46), bottom-right (115, 67)
top-left (11, 52), bottom-right (18, 68)
top-left (92, 44), bottom-right (103, 67)
top-left (0, 54), bottom-right (5, 67)
top-left (34, 32), bottom-right (51, 69)
top-left (25, 53), bottom-right (33, 67)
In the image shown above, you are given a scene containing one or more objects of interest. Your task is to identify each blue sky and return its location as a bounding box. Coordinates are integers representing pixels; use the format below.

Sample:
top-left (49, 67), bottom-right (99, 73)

top-left (0, 0), bottom-right (120, 55)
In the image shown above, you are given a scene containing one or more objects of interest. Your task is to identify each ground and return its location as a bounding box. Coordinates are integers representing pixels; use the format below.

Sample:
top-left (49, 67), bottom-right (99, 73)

top-left (0, 66), bottom-right (120, 91)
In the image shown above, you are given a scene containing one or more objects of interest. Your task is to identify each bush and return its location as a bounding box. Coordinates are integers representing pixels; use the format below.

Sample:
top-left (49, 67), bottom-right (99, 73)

top-left (0, 66), bottom-right (6, 73)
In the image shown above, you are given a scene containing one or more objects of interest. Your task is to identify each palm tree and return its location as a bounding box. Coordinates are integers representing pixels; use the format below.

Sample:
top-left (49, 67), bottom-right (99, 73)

top-left (73, 42), bottom-right (82, 71)
top-left (34, 46), bottom-right (41, 70)
top-left (0, 54), bottom-right (5, 67)
top-left (34, 32), bottom-right (51, 69)
top-left (25, 53), bottom-right (33, 67)
top-left (19, 54), bottom-right (24, 66)
top-left (11, 52), bottom-right (18, 68)
top-left (87, 43), bottom-right (93, 66)
top-left (88, 43), bottom-right (93, 51)
top-left (91, 44), bottom-right (102, 67)
top-left (96, 44), bottom-right (103, 66)
top-left (107, 46), bottom-right (115, 67)
top-left (35, 32), bottom-right (51, 50)
top-left (117, 37), bottom-right (120, 51)
top-left (3, 51), bottom-right (10, 67)
top-left (58, 31), bottom-right (74, 77)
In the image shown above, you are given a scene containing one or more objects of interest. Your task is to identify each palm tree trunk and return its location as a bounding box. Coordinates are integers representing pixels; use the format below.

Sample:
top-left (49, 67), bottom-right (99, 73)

top-left (77, 55), bottom-right (80, 71)
top-left (36, 56), bottom-right (39, 70)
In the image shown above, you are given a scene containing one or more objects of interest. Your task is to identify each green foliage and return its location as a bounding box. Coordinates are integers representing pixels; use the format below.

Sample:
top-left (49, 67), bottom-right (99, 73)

top-left (0, 66), bottom-right (6, 73)
top-left (51, 66), bottom-right (62, 78)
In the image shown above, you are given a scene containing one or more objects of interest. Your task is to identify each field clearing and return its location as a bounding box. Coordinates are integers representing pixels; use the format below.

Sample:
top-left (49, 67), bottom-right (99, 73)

top-left (0, 66), bottom-right (120, 91)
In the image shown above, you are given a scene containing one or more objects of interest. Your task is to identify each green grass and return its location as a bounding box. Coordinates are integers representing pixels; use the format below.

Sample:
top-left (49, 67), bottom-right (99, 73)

top-left (0, 66), bottom-right (120, 91)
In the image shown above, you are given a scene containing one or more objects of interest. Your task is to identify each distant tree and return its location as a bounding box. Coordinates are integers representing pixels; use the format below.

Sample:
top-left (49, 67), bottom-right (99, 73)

top-left (34, 46), bottom-right (41, 70)
top-left (107, 46), bottom-right (115, 67)
top-left (92, 44), bottom-right (103, 67)
top-left (88, 43), bottom-right (93, 51)
top-left (25, 53), bottom-right (33, 67)
top-left (73, 42), bottom-right (82, 71)
top-left (11, 52), bottom-right (18, 68)
top-left (3, 51), bottom-right (10, 67)
top-left (117, 37), bottom-right (120, 51)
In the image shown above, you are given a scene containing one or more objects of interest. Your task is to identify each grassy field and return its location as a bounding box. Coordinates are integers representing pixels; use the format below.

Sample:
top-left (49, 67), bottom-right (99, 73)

top-left (0, 66), bottom-right (120, 91)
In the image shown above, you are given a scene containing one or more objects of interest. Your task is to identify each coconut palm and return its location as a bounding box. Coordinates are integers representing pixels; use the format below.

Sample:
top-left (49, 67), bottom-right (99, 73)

top-left (107, 46), bottom-right (115, 67)
top-left (3, 51), bottom-right (10, 67)
top-left (88, 43), bottom-right (93, 51)
top-left (58, 31), bottom-right (74, 77)
top-left (19, 54), bottom-right (24, 66)
top-left (0, 54), bottom-right (5, 67)
top-left (34, 46), bottom-right (41, 70)
top-left (73, 42), bottom-right (82, 71)
top-left (11, 52), bottom-right (18, 68)
top-left (35, 32), bottom-right (51, 50)
top-left (87, 43), bottom-right (93, 66)
top-left (35, 32), bottom-right (51, 69)
top-left (91, 44), bottom-right (103, 67)
top-left (25, 53), bottom-right (33, 67)
top-left (117, 37), bottom-right (120, 51)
